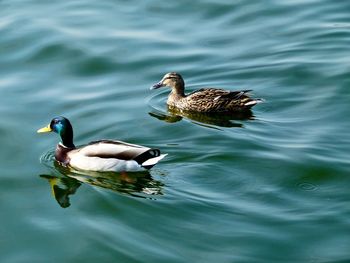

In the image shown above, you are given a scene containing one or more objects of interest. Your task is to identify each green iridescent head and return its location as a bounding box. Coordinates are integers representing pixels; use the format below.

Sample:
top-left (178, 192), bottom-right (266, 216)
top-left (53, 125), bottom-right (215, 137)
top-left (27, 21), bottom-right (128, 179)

top-left (38, 116), bottom-right (75, 148)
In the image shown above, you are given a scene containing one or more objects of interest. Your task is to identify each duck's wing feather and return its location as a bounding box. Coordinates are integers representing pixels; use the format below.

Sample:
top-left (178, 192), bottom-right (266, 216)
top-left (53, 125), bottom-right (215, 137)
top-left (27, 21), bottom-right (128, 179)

top-left (185, 88), bottom-right (259, 112)
top-left (213, 89), bottom-right (252, 101)
top-left (188, 88), bottom-right (252, 101)
top-left (78, 140), bottom-right (161, 164)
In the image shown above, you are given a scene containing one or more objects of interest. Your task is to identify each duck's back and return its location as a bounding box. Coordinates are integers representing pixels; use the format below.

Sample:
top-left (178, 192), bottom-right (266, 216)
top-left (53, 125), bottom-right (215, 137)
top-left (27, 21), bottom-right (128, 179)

top-left (171, 88), bottom-right (260, 113)
top-left (67, 140), bottom-right (165, 172)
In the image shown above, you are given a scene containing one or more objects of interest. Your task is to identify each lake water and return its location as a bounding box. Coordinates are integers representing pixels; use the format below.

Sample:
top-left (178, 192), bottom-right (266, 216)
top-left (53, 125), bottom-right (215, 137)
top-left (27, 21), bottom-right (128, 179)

top-left (1, 0), bottom-right (350, 262)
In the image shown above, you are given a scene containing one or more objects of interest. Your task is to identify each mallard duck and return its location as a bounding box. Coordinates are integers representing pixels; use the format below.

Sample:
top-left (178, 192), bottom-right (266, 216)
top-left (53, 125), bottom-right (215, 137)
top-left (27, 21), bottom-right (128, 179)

top-left (37, 116), bottom-right (167, 172)
top-left (151, 72), bottom-right (262, 113)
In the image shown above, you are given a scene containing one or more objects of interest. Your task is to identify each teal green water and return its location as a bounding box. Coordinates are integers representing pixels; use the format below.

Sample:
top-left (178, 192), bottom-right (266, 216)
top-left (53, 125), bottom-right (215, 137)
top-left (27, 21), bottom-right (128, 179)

top-left (1, 0), bottom-right (350, 262)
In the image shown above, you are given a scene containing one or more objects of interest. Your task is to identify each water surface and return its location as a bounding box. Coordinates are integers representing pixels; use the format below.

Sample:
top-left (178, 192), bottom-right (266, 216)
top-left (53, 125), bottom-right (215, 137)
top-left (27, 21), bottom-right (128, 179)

top-left (1, 0), bottom-right (350, 262)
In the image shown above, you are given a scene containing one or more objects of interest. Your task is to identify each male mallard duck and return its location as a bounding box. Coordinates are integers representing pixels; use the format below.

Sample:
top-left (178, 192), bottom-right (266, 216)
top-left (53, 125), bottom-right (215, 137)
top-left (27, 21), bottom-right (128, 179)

top-left (151, 72), bottom-right (262, 113)
top-left (37, 116), bottom-right (167, 172)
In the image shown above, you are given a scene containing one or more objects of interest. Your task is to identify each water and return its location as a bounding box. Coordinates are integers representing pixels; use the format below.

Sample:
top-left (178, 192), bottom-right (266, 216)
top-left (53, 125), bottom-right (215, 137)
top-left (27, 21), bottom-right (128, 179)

top-left (1, 0), bottom-right (350, 262)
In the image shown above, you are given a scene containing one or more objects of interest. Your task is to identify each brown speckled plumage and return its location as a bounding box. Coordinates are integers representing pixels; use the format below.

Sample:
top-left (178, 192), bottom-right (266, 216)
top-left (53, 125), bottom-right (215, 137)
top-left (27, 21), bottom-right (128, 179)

top-left (152, 72), bottom-right (262, 113)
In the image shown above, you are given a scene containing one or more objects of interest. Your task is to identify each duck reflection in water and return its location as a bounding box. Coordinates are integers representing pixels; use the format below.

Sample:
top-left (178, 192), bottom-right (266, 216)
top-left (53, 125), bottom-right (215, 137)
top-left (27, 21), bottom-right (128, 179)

top-left (40, 174), bottom-right (81, 208)
top-left (149, 105), bottom-right (255, 128)
top-left (40, 162), bottom-right (164, 208)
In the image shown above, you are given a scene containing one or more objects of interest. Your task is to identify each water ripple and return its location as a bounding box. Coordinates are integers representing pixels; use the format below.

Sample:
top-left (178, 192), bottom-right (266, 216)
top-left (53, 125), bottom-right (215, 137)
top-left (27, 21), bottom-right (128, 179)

top-left (1, 0), bottom-right (350, 262)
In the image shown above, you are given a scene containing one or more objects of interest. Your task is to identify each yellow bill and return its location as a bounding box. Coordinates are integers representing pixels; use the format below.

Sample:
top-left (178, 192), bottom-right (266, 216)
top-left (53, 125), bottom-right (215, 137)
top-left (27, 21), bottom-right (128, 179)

top-left (37, 125), bottom-right (52, 133)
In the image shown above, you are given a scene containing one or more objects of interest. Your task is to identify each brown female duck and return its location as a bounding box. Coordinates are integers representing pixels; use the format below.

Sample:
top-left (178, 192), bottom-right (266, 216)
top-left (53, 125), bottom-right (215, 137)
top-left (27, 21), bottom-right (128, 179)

top-left (151, 72), bottom-right (262, 113)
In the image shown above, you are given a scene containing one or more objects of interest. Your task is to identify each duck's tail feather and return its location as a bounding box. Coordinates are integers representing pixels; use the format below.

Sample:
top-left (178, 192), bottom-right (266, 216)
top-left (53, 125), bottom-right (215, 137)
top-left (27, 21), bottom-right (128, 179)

top-left (244, 98), bottom-right (264, 107)
top-left (142, 154), bottom-right (168, 169)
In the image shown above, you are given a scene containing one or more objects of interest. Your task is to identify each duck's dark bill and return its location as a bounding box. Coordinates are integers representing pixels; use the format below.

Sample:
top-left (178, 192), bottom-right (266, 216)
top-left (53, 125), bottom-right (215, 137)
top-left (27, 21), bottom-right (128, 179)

top-left (151, 82), bottom-right (164, 90)
top-left (37, 125), bottom-right (52, 133)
